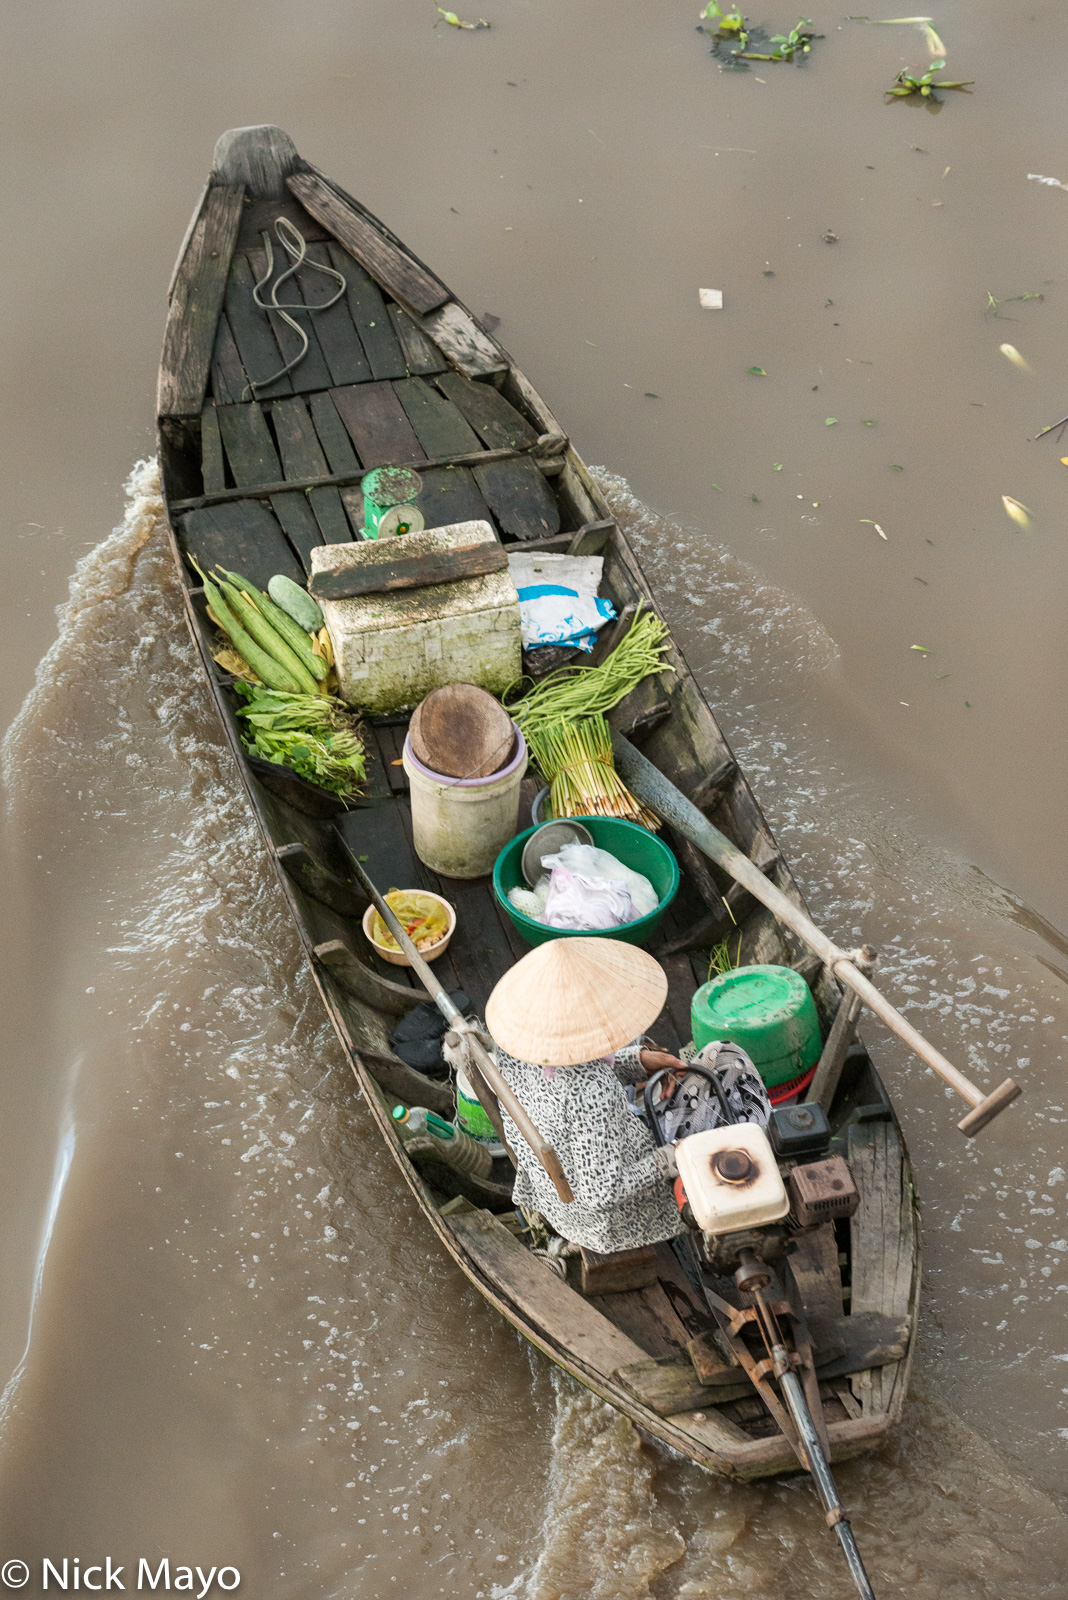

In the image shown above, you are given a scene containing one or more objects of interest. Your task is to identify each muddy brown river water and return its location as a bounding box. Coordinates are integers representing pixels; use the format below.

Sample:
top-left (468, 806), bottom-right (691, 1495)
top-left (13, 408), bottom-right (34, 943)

top-left (2, 2), bottom-right (1068, 1596)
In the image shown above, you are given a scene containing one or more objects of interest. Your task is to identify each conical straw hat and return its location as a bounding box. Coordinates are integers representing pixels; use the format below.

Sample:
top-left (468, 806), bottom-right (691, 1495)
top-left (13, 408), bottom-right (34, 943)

top-left (485, 937), bottom-right (668, 1066)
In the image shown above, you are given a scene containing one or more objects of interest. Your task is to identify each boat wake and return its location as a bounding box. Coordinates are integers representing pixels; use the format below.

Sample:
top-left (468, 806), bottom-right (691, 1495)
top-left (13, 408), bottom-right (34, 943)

top-left (1, 464), bottom-right (1066, 1595)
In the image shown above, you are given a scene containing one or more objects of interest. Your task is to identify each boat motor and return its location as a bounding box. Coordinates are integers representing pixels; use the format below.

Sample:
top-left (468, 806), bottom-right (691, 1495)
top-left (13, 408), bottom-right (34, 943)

top-left (642, 1063), bottom-right (877, 1600)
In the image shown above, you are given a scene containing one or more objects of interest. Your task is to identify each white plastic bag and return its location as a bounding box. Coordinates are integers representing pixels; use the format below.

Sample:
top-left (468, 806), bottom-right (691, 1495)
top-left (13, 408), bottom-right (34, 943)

top-left (506, 552), bottom-right (616, 652)
top-left (540, 842), bottom-right (658, 919)
top-left (541, 866), bottom-right (634, 929)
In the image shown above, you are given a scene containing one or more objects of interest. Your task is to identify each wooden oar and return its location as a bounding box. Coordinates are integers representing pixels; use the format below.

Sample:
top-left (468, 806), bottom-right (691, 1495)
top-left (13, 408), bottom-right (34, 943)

top-left (612, 733), bottom-right (1021, 1136)
top-left (337, 840), bottom-right (575, 1202)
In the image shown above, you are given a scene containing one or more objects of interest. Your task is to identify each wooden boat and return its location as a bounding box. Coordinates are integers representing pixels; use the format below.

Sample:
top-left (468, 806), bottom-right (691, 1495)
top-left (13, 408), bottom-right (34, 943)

top-left (157, 125), bottom-right (920, 1481)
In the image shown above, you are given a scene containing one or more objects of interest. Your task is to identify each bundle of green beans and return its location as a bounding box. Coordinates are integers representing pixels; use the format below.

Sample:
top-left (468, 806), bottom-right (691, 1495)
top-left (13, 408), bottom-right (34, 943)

top-left (194, 561), bottom-right (327, 694)
top-left (503, 605), bottom-right (673, 740)
top-left (526, 715), bottom-right (661, 830)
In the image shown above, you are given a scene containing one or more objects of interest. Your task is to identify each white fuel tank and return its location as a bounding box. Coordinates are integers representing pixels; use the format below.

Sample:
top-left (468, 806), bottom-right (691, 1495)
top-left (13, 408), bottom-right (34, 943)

top-left (675, 1123), bottom-right (789, 1235)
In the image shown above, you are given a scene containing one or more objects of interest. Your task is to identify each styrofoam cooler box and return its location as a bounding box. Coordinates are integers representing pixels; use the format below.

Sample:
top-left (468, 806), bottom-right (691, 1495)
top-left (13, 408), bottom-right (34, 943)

top-left (311, 520), bottom-right (522, 714)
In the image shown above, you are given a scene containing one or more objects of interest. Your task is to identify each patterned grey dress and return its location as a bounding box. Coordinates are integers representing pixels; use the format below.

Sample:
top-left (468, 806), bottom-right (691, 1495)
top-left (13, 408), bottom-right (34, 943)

top-left (494, 1040), bottom-right (683, 1253)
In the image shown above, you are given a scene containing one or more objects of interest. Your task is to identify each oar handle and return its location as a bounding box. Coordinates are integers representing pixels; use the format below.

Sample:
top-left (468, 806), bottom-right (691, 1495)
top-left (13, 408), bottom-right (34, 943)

top-left (338, 839), bottom-right (574, 1201)
top-left (834, 959), bottom-right (1020, 1134)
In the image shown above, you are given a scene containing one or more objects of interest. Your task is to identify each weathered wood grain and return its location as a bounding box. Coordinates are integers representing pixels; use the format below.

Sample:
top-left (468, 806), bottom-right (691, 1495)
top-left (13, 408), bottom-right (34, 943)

top-left (314, 938), bottom-right (422, 1017)
top-left (330, 382), bottom-right (426, 469)
top-left (389, 305), bottom-right (447, 374)
top-left (301, 241), bottom-right (372, 385)
top-left (309, 541), bottom-right (508, 601)
top-left (414, 464), bottom-right (492, 532)
top-left (449, 1210), bottom-right (649, 1373)
top-left (436, 369), bottom-right (538, 450)
top-left (223, 251), bottom-right (294, 399)
top-left (216, 402), bottom-right (282, 488)
top-left (307, 391), bottom-right (362, 475)
top-left (199, 403), bottom-right (226, 495)
top-left (308, 485), bottom-right (354, 546)
top-left (393, 376), bottom-right (482, 459)
top-left (247, 242), bottom-right (333, 395)
top-left (613, 1357), bottom-right (728, 1416)
top-left (786, 1223), bottom-right (844, 1323)
top-left (848, 1122), bottom-right (916, 1413)
top-left (270, 396), bottom-right (329, 479)
top-left (169, 439), bottom-right (564, 513)
top-left (275, 842), bottom-right (367, 918)
top-left (159, 182), bottom-right (245, 417)
top-left (578, 1245), bottom-right (659, 1296)
top-left (419, 302), bottom-right (509, 381)
top-left (325, 245), bottom-right (408, 380)
top-left (270, 492), bottom-right (323, 572)
top-left (472, 455), bottom-right (561, 540)
top-left (288, 170), bottom-right (450, 316)
top-left (179, 499), bottom-right (304, 589)
top-left (210, 313), bottom-right (249, 406)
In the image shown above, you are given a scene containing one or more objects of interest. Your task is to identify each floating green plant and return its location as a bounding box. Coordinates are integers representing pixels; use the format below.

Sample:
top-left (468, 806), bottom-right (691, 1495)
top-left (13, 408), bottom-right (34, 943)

top-left (886, 59), bottom-right (972, 97)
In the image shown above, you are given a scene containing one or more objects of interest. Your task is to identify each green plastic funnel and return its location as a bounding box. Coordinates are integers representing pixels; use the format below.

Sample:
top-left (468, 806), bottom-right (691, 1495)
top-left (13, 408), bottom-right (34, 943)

top-left (691, 964), bottom-right (821, 1088)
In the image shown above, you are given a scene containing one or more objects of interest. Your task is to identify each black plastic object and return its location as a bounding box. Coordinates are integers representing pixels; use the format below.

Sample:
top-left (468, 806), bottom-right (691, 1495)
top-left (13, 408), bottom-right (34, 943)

top-left (769, 1102), bottom-right (831, 1159)
top-left (390, 992), bottom-right (471, 1078)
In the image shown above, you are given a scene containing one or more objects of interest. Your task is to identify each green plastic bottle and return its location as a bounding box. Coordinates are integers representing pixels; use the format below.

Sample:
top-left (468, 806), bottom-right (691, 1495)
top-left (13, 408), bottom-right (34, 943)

top-left (690, 964), bottom-right (821, 1088)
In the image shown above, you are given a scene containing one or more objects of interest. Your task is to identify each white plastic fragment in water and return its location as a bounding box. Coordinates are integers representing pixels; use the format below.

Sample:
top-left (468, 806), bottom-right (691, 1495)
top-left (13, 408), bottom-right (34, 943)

top-left (1028, 174), bottom-right (1068, 192)
top-left (699, 288), bottom-right (724, 310)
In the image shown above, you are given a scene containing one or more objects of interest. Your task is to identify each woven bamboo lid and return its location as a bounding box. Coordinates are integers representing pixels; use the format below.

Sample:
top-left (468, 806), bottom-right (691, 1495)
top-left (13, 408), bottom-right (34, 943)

top-left (410, 684), bottom-right (516, 780)
top-left (485, 937), bottom-right (668, 1066)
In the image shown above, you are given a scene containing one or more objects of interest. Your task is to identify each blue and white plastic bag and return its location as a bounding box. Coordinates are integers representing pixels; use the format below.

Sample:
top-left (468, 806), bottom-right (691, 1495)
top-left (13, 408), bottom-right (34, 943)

top-left (506, 552), bottom-right (616, 653)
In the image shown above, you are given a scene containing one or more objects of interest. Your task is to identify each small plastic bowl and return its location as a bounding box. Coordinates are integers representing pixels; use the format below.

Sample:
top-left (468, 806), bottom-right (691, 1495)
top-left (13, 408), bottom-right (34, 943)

top-left (362, 891), bottom-right (456, 966)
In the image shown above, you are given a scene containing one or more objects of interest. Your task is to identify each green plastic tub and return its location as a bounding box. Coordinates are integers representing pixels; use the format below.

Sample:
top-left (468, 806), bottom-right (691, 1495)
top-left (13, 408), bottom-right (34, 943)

top-left (691, 964), bottom-right (821, 1088)
top-left (493, 817), bottom-right (679, 948)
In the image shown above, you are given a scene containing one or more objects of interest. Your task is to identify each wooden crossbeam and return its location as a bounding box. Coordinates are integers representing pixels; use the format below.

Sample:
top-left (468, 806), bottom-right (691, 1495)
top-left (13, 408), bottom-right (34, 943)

top-left (170, 435), bottom-right (568, 512)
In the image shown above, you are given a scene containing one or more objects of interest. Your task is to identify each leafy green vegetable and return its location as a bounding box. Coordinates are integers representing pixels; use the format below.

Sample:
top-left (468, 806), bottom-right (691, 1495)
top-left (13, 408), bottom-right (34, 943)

top-left (234, 686), bottom-right (367, 799)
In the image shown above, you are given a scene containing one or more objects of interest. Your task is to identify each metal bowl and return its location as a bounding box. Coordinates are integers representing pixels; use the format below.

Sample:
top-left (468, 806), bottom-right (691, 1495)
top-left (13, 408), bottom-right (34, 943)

top-left (520, 819), bottom-right (594, 887)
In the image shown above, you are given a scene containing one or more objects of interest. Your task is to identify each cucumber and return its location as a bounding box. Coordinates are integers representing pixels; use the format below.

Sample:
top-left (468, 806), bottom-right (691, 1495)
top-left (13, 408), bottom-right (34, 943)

top-left (217, 569), bottom-right (329, 683)
top-left (268, 574), bottom-right (324, 634)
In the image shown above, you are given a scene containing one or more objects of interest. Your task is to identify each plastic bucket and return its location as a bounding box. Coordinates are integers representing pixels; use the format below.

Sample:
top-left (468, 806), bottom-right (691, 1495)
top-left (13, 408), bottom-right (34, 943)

top-left (402, 728), bottom-right (527, 879)
top-left (455, 1065), bottom-right (506, 1155)
top-left (691, 964), bottom-right (821, 1088)
top-left (493, 815), bottom-right (679, 948)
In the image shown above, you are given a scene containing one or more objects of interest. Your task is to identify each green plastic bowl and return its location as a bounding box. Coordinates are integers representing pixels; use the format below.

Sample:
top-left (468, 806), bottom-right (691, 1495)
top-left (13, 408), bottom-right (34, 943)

top-left (691, 964), bottom-right (821, 1087)
top-left (493, 816), bottom-right (679, 948)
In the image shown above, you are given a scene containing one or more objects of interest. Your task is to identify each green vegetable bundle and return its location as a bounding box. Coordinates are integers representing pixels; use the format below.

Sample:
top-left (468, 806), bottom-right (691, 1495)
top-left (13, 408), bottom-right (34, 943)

top-left (504, 605), bottom-right (673, 740)
top-left (526, 715), bottom-right (660, 830)
top-left (234, 686), bottom-right (366, 800)
top-left (195, 561), bottom-right (327, 694)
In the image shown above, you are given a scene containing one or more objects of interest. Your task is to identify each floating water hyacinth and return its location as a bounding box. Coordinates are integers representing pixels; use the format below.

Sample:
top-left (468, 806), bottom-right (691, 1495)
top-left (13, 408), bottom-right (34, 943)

top-left (1001, 495), bottom-right (1031, 528)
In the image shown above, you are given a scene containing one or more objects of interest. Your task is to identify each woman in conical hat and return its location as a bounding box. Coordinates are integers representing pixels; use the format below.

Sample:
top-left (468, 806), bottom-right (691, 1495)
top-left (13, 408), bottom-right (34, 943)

top-left (482, 937), bottom-right (687, 1253)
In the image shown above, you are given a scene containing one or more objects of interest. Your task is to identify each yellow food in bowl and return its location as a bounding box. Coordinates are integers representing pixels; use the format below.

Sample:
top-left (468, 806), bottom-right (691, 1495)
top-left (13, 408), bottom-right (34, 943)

top-left (370, 890), bottom-right (450, 953)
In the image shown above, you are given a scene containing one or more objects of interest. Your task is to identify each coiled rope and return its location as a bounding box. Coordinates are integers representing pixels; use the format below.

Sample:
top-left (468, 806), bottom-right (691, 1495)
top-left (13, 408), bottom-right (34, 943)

top-left (247, 217), bottom-right (346, 394)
